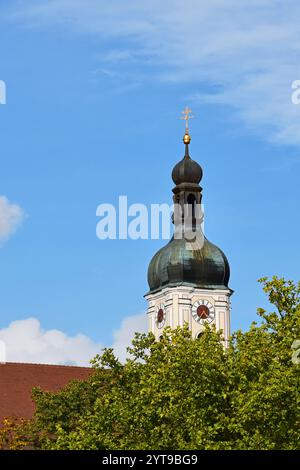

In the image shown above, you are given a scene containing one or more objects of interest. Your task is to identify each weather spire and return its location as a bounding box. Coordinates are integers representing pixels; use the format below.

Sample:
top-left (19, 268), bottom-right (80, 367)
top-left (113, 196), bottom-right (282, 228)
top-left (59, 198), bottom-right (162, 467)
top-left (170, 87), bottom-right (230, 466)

top-left (180, 106), bottom-right (193, 145)
top-left (180, 106), bottom-right (193, 157)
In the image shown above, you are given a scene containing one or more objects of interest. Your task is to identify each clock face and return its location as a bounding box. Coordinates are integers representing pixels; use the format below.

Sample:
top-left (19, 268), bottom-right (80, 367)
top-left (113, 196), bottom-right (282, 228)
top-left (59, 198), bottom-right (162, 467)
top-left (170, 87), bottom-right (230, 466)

top-left (156, 304), bottom-right (166, 329)
top-left (192, 300), bottom-right (215, 324)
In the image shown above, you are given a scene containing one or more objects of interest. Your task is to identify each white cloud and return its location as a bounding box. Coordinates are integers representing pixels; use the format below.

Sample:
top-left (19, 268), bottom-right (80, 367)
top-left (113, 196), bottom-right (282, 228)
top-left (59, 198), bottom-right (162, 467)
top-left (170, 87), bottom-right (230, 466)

top-left (0, 318), bottom-right (102, 366)
top-left (6, 0), bottom-right (300, 145)
top-left (0, 314), bottom-right (147, 366)
top-left (112, 313), bottom-right (148, 362)
top-left (0, 196), bottom-right (25, 242)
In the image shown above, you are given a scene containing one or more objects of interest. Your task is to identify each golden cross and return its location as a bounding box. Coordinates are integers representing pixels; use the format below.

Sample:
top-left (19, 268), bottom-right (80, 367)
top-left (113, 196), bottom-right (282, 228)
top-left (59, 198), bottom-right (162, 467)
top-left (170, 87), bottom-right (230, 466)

top-left (180, 106), bottom-right (194, 132)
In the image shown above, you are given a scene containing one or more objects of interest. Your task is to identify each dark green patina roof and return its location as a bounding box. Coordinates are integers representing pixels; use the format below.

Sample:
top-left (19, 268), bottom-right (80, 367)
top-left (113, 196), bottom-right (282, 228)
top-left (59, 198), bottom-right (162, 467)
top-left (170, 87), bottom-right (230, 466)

top-left (147, 131), bottom-right (231, 294)
top-left (147, 236), bottom-right (230, 294)
top-left (172, 153), bottom-right (202, 185)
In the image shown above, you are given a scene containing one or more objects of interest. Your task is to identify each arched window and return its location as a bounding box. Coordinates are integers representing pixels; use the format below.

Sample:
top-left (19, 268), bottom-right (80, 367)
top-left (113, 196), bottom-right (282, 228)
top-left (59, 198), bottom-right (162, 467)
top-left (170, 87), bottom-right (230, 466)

top-left (187, 193), bottom-right (196, 220)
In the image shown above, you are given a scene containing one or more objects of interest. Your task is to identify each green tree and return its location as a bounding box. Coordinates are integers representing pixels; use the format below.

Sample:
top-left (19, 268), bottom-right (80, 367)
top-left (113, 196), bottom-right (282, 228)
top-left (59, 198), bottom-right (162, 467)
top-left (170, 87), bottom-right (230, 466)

top-left (14, 277), bottom-right (300, 450)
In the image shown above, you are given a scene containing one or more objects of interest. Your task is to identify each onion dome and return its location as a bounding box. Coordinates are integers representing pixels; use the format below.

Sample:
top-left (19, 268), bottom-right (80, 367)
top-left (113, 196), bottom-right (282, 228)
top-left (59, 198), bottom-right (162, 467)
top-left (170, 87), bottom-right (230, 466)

top-left (147, 236), bottom-right (230, 293)
top-left (172, 133), bottom-right (203, 185)
top-left (146, 116), bottom-right (231, 294)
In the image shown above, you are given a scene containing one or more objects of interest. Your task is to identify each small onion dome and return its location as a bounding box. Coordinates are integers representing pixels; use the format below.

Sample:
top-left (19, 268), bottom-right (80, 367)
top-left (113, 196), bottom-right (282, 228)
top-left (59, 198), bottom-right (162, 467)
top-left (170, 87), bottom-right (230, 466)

top-left (172, 133), bottom-right (202, 185)
top-left (147, 236), bottom-right (230, 293)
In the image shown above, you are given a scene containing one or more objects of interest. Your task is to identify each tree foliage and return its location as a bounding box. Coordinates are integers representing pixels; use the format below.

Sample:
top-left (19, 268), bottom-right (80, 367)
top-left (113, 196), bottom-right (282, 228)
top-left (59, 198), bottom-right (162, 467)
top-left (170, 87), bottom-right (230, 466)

top-left (0, 418), bottom-right (29, 450)
top-left (1, 277), bottom-right (300, 450)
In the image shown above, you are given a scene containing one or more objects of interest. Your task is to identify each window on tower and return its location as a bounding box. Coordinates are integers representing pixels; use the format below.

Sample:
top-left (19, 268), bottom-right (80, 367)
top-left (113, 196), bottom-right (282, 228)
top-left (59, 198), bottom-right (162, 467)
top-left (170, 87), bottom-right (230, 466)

top-left (187, 193), bottom-right (196, 220)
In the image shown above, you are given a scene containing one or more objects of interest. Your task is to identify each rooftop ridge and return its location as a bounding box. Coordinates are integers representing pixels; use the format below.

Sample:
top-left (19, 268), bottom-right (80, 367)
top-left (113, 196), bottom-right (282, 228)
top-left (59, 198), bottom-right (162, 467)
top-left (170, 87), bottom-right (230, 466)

top-left (0, 361), bottom-right (91, 370)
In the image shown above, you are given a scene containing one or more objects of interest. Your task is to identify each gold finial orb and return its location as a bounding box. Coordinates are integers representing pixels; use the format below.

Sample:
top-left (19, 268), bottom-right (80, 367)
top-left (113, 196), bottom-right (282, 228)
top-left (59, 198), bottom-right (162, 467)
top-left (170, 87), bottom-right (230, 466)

top-left (183, 132), bottom-right (191, 144)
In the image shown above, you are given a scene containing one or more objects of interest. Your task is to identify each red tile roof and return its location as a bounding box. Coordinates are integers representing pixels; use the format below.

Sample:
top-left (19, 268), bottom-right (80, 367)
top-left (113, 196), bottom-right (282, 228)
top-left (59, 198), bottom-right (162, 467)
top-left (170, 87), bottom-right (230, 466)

top-left (0, 362), bottom-right (93, 423)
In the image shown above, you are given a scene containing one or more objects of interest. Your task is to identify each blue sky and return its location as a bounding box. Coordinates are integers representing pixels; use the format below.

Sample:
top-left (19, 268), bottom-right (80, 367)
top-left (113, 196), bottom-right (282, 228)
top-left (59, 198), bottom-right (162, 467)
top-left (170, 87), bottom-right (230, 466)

top-left (0, 0), bottom-right (300, 365)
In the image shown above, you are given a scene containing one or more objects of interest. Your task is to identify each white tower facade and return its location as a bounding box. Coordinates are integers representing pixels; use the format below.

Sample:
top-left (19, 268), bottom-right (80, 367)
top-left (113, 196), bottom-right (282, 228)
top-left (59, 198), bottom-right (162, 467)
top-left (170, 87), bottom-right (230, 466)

top-left (145, 116), bottom-right (232, 344)
top-left (145, 286), bottom-right (231, 345)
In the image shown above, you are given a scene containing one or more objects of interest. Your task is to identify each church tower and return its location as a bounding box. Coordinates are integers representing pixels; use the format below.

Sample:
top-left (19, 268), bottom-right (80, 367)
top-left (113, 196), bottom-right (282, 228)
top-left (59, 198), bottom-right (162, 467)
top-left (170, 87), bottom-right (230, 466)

top-left (145, 108), bottom-right (232, 344)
